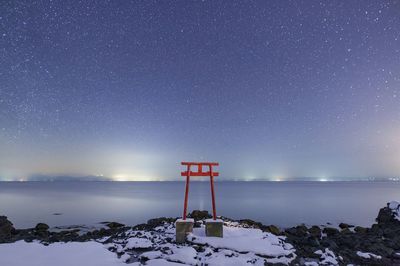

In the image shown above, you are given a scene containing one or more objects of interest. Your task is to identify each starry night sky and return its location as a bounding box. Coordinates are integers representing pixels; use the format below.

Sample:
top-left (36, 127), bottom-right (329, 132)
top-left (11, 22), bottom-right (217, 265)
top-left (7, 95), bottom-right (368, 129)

top-left (1, 1), bottom-right (400, 181)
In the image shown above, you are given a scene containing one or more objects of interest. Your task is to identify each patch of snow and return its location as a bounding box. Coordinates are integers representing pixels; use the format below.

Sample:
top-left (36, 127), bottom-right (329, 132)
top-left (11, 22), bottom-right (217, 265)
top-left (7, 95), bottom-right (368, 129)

top-left (189, 226), bottom-right (294, 258)
top-left (144, 259), bottom-right (186, 265)
top-left (140, 250), bottom-right (163, 260)
top-left (0, 240), bottom-right (124, 266)
top-left (304, 262), bottom-right (319, 266)
top-left (203, 250), bottom-right (265, 265)
top-left (389, 201), bottom-right (400, 221)
top-left (0, 218), bottom-right (298, 266)
top-left (163, 244), bottom-right (197, 265)
top-left (175, 218), bottom-right (194, 223)
top-left (120, 253), bottom-right (130, 263)
top-left (205, 218), bottom-right (223, 223)
top-left (125, 237), bottom-right (153, 249)
top-left (314, 248), bottom-right (339, 265)
top-left (388, 201), bottom-right (399, 210)
top-left (356, 251), bottom-right (382, 259)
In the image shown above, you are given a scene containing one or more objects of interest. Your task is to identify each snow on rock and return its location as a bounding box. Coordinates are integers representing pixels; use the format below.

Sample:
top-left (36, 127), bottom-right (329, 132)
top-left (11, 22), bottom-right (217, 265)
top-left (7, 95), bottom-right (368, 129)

top-left (140, 251), bottom-right (163, 260)
top-left (143, 259), bottom-right (187, 266)
top-left (0, 240), bottom-right (125, 266)
top-left (125, 237), bottom-right (153, 249)
top-left (0, 219), bottom-right (296, 265)
top-left (314, 248), bottom-right (339, 265)
top-left (119, 220), bottom-right (295, 265)
top-left (389, 201), bottom-right (400, 221)
top-left (304, 262), bottom-right (319, 266)
top-left (203, 249), bottom-right (265, 266)
top-left (356, 251), bottom-right (382, 259)
top-left (163, 244), bottom-right (197, 265)
top-left (188, 226), bottom-right (295, 259)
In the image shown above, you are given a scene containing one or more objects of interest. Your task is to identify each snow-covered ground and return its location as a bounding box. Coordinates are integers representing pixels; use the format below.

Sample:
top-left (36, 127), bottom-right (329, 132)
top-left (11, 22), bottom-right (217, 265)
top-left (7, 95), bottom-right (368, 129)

top-left (0, 241), bottom-right (125, 266)
top-left (0, 219), bottom-right (296, 266)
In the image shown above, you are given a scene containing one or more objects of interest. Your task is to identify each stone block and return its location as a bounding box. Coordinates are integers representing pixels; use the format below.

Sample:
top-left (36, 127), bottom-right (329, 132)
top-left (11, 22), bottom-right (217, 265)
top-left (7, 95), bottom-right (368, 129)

top-left (205, 219), bottom-right (223, 237)
top-left (175, 218), bottom-right (194, 243)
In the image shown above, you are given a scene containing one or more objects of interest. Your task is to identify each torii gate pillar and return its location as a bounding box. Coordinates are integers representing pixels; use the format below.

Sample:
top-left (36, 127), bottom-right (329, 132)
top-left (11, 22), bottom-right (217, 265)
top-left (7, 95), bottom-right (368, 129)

top-left (175, 162), bottom-right (223, 243)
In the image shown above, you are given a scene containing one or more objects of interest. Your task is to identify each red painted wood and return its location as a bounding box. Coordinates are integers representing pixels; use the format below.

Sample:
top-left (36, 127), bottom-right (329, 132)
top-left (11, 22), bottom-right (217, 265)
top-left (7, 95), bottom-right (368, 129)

top-left (183, 165), bottom-right (190, 220)
top-left (209, 165), bottom-right (217, 220)
top-left (181, 162), bottom-right (219, 166)
top-left (181, 171), bottom-right (219, 177)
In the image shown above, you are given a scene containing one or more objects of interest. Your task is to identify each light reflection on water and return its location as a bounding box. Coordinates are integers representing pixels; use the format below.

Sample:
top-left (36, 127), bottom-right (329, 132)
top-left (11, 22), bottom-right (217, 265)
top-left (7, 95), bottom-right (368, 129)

top-left (0, 181), bottom-right (399, 228)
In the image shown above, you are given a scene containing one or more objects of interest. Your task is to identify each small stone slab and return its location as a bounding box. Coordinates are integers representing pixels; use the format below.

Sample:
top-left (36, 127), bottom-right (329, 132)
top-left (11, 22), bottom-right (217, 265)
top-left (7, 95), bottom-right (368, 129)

top-left (175, 218), bottom-right (194, 243)
top-left (205, 219), bottom-right (223, 238)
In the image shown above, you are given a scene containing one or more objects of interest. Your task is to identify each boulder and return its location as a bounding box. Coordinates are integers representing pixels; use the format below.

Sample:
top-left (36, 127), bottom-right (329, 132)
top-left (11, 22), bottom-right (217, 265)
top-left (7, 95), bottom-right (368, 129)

top-left (341, 228), bottom-right (352, 234)
top-left (308, 226), bottom-right (321, 238)
top-left (296, 224), bottom-right (308, 234)
top-left (35, 223), bottom-right (49, 231)
top-left (264, 225), bottom-right (281, 235)
top-left (354, 226), bottom-right (367, 234)
top-left (376, 207), bottom-right (395, 224)
top-left (339, 223), bottom-right (353, 229)
top-left (238, 219), bottom-right (263, 229)
top-left (323, 227), bottom-right (339, 237)
top-left (105, 222), bottom-right (125, 229)
top-left (189, 210), bottom-right (212, 221)
top-left (285, 225), bottom-right (307, 237)
top-left (0, 216), bottom-right (15, 241)
top-left (146, 217), bottom-right (175, 229)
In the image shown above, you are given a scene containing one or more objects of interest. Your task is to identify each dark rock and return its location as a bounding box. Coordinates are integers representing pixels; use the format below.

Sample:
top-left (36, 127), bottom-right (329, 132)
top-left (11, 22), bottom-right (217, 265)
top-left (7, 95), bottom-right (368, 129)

top-left (339, 223), bottom-right (353, 229)
top-left (376, 207), bottom-right (397, 224)
top-left (354, 226), bottom-right (367, 234)
top-left (264, 225), bottom-right (280, 235)
top-left (189, 210), bottom-right (212, 221)
top-left (341, 228), bottom-right (352, 234)
top-left (35, 223), bottom-right (49, 231)
top-left (285, 225), bottom-right (308, 237)
top-left (238, 219), bottom-right (263, 229)
top-left (336, 235), bottom-right (358, 249)
top-left (308, 226), bottom-right (321, 238)
top-left (305, 236), bottom-right (320, 247)
top-left (0, 216), bottom-right (15, 242)
top-left (321, 238), bottom-right (339, 250)
top-left (296, 225), bottom-right (308, 237)
top-left (145, 217), bottom-right (175, 229)
top-left (322, 227), bottom-right (339, 237)
top-left (105, 222), bottom-right (125, 229)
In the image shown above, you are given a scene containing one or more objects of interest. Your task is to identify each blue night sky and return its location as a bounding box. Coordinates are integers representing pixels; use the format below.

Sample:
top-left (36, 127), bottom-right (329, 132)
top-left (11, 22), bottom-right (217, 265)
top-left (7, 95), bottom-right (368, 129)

top-left (1, 1), bottom-right (399, 181)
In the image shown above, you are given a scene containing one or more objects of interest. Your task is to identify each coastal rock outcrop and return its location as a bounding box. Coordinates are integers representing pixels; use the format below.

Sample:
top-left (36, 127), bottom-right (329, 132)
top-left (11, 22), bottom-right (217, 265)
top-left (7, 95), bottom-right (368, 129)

top-left (0, 216), bottom-right (15, 242)
top-left (2, 204), bottom-right (400, 265)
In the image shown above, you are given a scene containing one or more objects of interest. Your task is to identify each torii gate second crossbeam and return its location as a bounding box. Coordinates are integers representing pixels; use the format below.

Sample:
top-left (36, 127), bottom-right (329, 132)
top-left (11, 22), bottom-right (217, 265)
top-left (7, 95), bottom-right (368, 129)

top-left (181, 162), bottom-right (219, 220)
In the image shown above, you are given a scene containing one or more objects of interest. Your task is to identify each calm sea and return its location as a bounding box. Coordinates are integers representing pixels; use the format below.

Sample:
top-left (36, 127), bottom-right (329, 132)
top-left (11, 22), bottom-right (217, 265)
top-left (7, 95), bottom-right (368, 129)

top-left (0, 181), bottom-right (399, 228)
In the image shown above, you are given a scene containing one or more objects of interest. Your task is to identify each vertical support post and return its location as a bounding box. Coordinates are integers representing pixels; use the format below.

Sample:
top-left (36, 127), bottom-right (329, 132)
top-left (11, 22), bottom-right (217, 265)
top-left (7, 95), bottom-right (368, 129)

top-left (209, 165), bottom-right (217, 220)
top-left (183, 165), bottom-right (190, 220)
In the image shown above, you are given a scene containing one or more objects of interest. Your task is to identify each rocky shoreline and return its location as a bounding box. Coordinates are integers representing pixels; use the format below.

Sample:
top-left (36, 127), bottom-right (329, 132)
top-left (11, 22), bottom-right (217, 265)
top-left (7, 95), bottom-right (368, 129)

top-left (1, 202), bottom-right (400, 265)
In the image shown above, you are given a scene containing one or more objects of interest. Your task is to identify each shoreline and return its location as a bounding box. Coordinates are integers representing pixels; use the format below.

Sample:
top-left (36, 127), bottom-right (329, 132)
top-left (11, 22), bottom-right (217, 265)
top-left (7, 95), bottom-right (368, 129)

top-left (1, 202), bottom-right (400, 265)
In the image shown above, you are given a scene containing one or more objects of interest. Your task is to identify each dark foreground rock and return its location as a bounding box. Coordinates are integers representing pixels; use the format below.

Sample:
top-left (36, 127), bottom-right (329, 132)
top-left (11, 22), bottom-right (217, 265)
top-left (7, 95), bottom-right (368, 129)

top-left (284, 201), bottom-right (400, 265)
top-left (0, 216), bottom-right (16, 241)
top-left (1, 203), bottom-right (400, 265)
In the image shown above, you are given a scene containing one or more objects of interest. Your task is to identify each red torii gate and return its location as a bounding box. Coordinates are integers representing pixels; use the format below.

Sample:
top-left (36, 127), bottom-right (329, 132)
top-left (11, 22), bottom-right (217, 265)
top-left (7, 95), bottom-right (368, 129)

top-left (181, 162), bottom-right (219, 220)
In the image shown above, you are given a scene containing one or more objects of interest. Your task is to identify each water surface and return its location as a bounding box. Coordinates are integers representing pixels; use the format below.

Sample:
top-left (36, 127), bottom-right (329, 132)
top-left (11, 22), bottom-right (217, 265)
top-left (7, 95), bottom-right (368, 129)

top-left (0, 181), bottom-right (399, 228)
